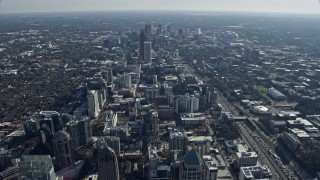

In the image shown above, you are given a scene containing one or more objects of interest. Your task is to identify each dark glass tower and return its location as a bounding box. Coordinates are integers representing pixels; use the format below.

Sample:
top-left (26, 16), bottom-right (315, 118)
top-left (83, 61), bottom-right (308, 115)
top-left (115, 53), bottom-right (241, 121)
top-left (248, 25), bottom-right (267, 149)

top-left (139, 29), bottom-right (146, 63)
top-left (97, 144), bottom-right (120, 180)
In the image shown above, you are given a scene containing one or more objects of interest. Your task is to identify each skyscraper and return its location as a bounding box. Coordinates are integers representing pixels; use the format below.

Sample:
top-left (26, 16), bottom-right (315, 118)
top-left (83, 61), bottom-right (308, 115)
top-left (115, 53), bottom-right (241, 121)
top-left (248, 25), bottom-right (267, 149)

top-left (105, 68), bottom-right (113, 83)
top-left (144, 41), bottom-right (152, 64)
top-left (148, 110), bottom-right (159, 135)
top-left (179, 149), bottom-right (206, 180)
top-left (157, 24), bottom-right (162, 35)
top-left (139, 29), bottom-right (146, 63)
top-left (35, 111), bottom-right (63, 145)
top-left (175, 95), bottom-right (190, 113)
top-left (66, 116), bottom-right (92, 148)
top-left (166, 24), bottom-right (171, 34)
top-left (149, 147), bottom-right (158, 179)
top-left (87, 90), bottom-right (100, 118)
top-left (175, 94), bottom-right (199, 113)
top-left (145, 87), bottom-right (159, 102)
top-left (100, 136), bottom-right (120, 156)
top-left (145, 24), bottom-right (153, 39)
top-left (24, 119), bottom-right (37, 139)
top-left (18, 155), bottom-right (56, 180)
top-left (190, 94), bottom-right (200, 113)
top-left (53, 130), bottom-right (74, 169)
top-left (169, 128), bottom-right (188, 161)
top-left (97, 144), bottom-right (120, 180)
top-left (116, 73), bottom-right (131, 89)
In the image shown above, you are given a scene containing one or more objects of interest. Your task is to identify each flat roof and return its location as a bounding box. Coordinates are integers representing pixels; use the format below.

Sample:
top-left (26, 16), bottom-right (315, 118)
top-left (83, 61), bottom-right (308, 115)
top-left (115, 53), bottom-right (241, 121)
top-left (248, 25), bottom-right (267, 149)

top-left (236, 152), bottom-right (258, 158)
top-left (287, 118), bottom-right (313, 126)
top-left (188, 136), bottom-right (213, 142)
top-left (289, 128), bottom-right (310, 138)
top-left (217, 169), bottom-right (232, 178)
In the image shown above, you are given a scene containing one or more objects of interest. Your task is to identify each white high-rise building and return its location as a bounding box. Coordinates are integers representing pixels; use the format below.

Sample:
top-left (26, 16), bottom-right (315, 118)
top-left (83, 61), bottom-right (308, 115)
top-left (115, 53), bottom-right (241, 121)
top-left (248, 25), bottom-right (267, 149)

top-left (169, 128), bottom-right (188, 158)
top-left (175, 94), bottom-right (199, 113)
top-left (190, 95), bottom-right (199, 113)
top-left (87, 90), bottom-right (100, 118)
top-left (144, 41), bottom-right (152, 64)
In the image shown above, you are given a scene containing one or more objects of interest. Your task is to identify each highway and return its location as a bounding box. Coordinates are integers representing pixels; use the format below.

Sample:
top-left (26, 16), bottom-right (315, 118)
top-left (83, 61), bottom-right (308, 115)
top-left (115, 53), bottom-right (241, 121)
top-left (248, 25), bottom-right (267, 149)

top-left (217, 93), bottom-right (239, 116)
top-left (236, 121), bottom-right (297, 180)
top-left (216, 93), bottom-right (298, 179)
top-left (190, 64), bottom-right (308, 179)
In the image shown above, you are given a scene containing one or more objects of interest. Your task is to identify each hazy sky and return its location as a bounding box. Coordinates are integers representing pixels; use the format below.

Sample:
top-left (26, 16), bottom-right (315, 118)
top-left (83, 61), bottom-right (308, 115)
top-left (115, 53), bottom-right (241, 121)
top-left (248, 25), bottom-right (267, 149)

top-left (0, 0), bottom-right (319, 14)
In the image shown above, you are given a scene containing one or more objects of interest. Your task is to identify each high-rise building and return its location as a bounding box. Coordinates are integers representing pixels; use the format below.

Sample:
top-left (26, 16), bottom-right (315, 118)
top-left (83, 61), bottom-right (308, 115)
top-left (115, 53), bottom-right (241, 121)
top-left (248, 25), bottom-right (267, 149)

top-left (179, 149), bottom-right (206, 180)
top-left (157, 24), bottom-right (162, 35)
top-left (235, 152), bottom-right (258, 167)
top-left (203, 155), bottom-right (218, 180)
top-left (139, 29), bottom-right (146, 62)
top-left (196, 28), bottom-right (202, 35)
top-left (0, 150), bottom-right (12, 171)
top-left (107, 68), bottom-right (113, 83)
top-left (35, 111), bottom-right (63, 145)
top-left (144, 41), bottom-right (152, 64)
top-left (87, 90), bottom-right (100, 118)
top-left (163, 83), bottom-right (173, 95)
top-left (190, 95), bottom-right (200, 113)
top-left (145, 24), bottom-right (153, 39)
top-left (53, 130), bottom-right (75, 169)
top-left (148, 110), bottom-right (159, 135)
top-left (175, 94), bottom-right (199, 113)
top-left (66, 117), bottom-right (92, 148)
top-left (117, 73), bottom-right (131, 89)
top-left (100, 136), bottom-right (120, 156)
top-left (153, 75), bottom-right (158, 84)
top-left (149, 147), bottom-right (158, 179)
top-left (18, 155), bottom-right (56, 180)
top-left (97, 89), bottom-right (107, 108)
top-left (175, 95), bottom-right (188, 113)
top-left (24, 119), bottom-right (38, 139)
top-left (178, 29), bottom-right (184, 36)
top-left (166, 24), bottom-right (171, 34)
top-left (280, 132), bottom-right (301, 152)
top-left (145, 88), bottom-right (159, 102)
top-left (97, 144), bottom-right (120, 180)
top-left (169, 128), bottom-right (188, 159)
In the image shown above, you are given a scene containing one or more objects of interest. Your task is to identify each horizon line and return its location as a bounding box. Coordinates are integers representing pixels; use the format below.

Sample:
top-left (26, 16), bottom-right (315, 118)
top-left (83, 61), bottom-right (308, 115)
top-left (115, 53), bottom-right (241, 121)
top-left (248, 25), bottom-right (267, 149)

top-left (1, 9), bottom-right (320, 16)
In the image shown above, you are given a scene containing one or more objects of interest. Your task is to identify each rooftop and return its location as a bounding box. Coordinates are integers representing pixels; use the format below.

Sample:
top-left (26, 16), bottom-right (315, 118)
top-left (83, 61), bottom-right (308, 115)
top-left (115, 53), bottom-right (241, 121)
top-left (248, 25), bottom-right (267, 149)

top-left (183, 148), bottom-right (202, 167)
top-left (287, 118), bottom-right (313, 126)
top-left (188, 136), bottom-right (213, 142)
top-left (236, 152), bottom-right (258, 158)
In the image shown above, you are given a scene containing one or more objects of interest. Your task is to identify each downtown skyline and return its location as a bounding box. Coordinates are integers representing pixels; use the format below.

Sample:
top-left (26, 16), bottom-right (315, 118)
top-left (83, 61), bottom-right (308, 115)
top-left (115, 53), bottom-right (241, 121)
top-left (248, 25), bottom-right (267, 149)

top-left (0, 0), bottom-right (320, 14)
